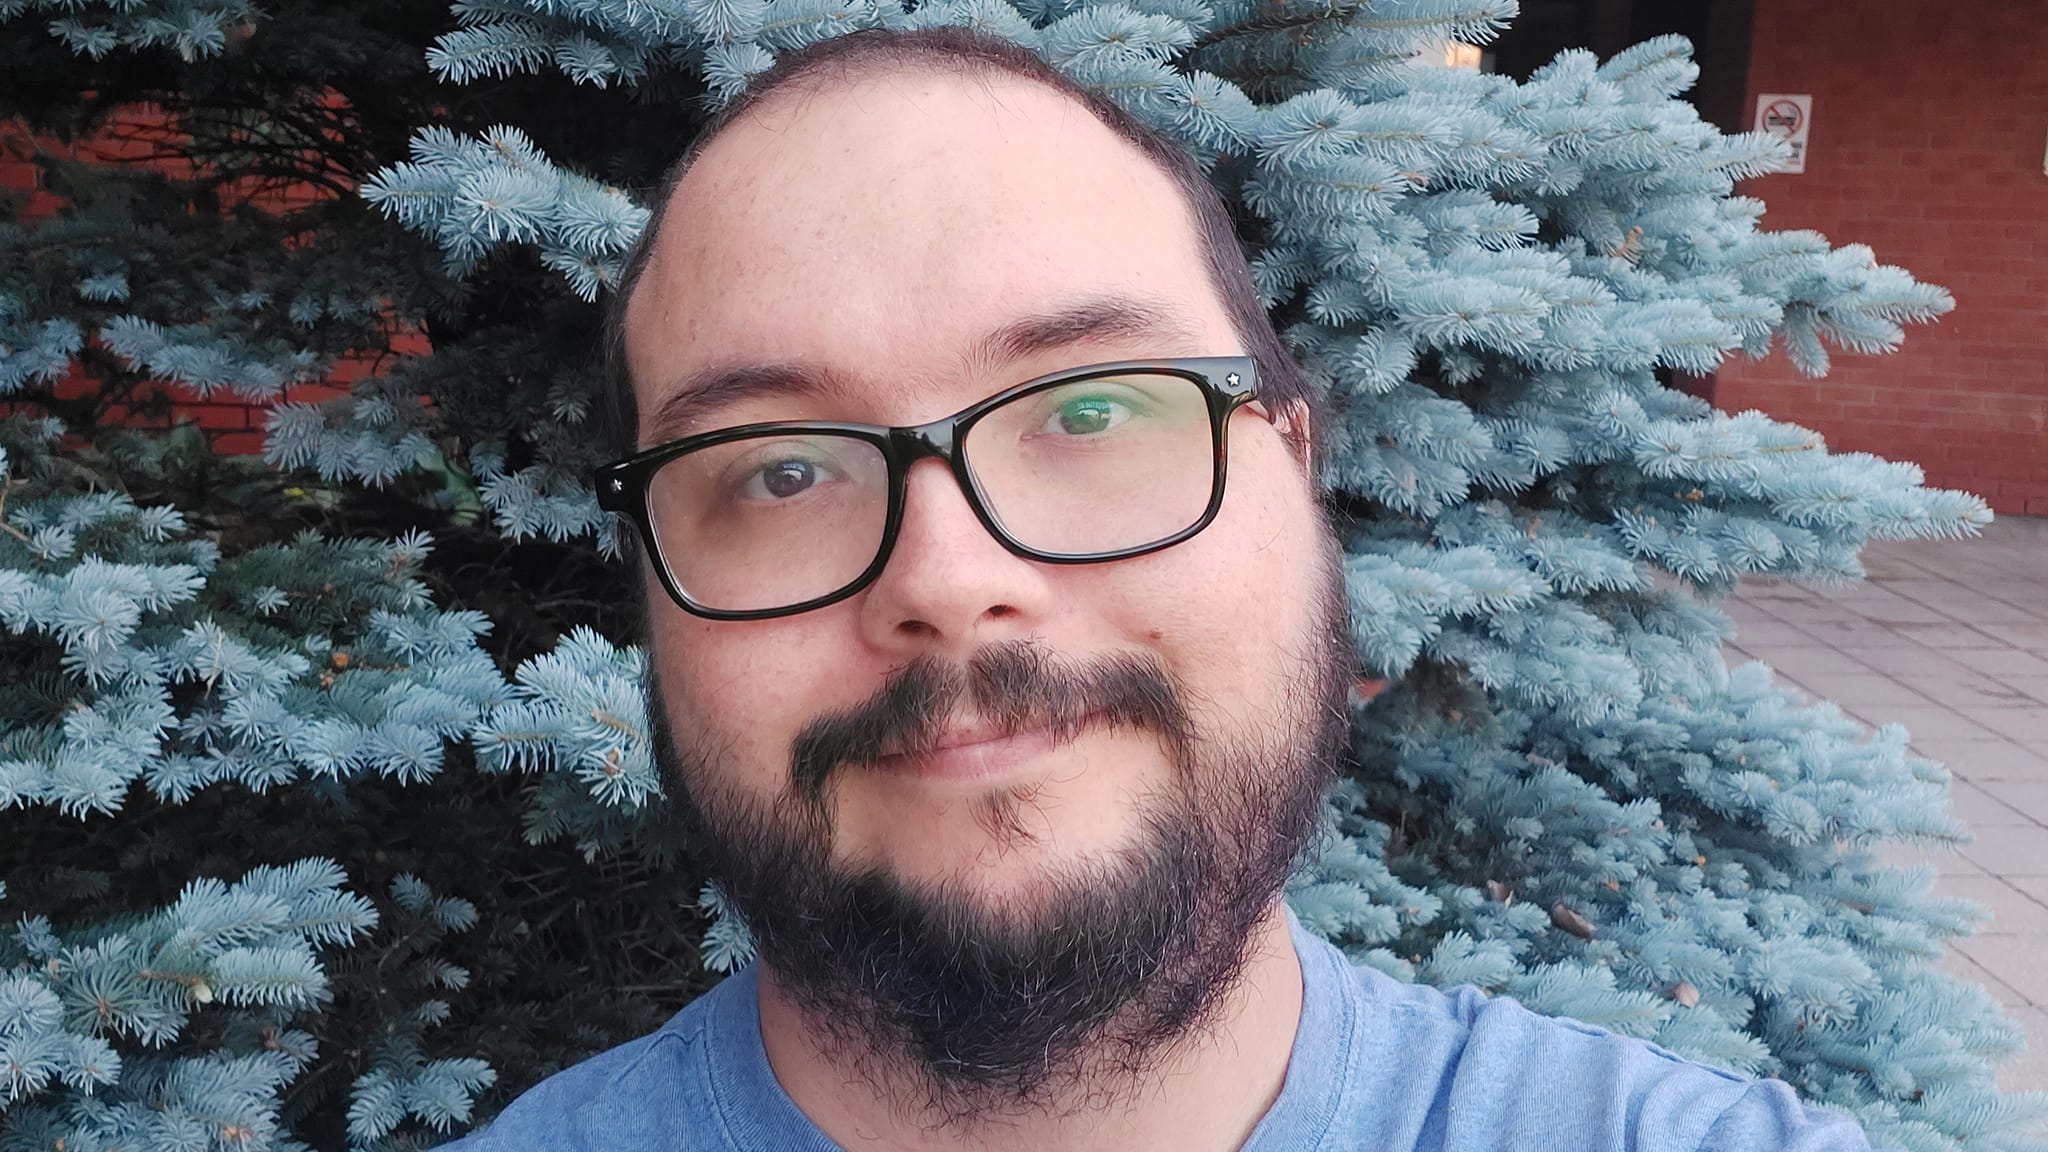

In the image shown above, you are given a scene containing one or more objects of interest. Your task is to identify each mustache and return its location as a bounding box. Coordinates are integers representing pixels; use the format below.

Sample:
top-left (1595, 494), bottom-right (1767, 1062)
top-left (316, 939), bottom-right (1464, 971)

top-left (789, 641), bottom-right (1192, 801)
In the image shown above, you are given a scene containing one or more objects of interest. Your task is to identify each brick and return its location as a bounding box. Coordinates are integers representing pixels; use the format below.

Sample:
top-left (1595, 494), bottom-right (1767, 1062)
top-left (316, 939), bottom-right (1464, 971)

top-left (283, 383), bottom-right (349, 405)
top-left (390, 329), bottom-right (433, 356)
top-left (178, 403), bottom-right (252, 431)
top-left (97, 405), bottom-right (172, 430)
top-left (209, 430), bottom-right (265, 456)
top-left (0, 160), bottom-right (39, 192)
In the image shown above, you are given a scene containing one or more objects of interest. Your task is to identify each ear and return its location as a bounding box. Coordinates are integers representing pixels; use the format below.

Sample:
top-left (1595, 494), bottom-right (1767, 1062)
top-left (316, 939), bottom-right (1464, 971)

top-left (1268, 397), bottom-right (1316, 482)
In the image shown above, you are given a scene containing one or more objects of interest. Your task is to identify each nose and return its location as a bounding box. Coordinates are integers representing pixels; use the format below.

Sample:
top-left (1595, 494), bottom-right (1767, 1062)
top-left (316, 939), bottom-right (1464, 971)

top-left (854, 457), bottom-right (1054, 656)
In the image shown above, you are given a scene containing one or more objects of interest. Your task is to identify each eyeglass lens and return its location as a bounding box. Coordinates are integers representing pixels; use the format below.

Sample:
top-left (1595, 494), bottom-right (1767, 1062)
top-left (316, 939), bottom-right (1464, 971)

top-left (644, 372), bottom-right (1216, 614)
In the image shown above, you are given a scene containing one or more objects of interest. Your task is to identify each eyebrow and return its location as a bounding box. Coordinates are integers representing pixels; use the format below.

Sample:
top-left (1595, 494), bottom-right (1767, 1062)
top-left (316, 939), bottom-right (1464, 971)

top-left (639, 293), bottom-right (1206, 445)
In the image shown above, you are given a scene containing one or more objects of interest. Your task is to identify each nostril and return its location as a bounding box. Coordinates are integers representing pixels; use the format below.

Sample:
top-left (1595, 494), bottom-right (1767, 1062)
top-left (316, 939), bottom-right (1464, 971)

top-left (985, 604), bottom-right (1017, 619)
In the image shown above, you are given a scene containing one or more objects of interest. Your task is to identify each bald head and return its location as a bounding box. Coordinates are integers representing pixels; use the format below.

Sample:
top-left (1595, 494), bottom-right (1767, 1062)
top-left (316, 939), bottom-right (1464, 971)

top-left (600, 27), bottom-right (1310, 459)
top-left (624, 64), bottom-right (1237, 437)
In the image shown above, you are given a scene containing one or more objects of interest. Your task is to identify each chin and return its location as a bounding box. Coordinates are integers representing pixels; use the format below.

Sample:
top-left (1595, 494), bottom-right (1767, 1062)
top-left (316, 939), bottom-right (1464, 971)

top-left (828, 730), bottom-right (1171, 894)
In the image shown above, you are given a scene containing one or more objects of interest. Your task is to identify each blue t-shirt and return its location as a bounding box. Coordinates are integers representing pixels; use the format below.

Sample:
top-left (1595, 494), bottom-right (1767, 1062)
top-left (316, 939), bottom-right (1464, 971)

top-left (449, 914), bottom-right (1870, 1150)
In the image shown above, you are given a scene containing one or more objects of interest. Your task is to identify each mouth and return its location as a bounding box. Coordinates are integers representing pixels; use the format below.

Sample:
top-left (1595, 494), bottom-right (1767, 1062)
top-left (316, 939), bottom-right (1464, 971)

top-left (874, 715), bottom-right (1092, 783)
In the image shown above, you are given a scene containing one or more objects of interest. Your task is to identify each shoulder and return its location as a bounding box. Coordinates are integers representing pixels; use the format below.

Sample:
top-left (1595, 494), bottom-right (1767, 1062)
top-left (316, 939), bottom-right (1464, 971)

top-left (441, 983), bottom-right (732, 1152)
top-left (1320, 949), bottom-right (1870, 1151)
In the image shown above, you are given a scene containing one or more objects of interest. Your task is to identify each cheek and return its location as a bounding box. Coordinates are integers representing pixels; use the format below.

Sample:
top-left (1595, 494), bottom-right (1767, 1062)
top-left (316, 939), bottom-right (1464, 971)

top-left (1083, 431), bottom-right (1325, 722)
top-left (646, 594), bottom-right (854, 797)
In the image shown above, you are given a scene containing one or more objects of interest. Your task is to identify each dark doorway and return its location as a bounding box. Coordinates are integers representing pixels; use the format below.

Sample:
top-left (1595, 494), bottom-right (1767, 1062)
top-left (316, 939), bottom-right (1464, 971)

top-left (1487, 0), bottom-right (1755, 132)
top-left (1483, 0), bottom-right (1756, 404)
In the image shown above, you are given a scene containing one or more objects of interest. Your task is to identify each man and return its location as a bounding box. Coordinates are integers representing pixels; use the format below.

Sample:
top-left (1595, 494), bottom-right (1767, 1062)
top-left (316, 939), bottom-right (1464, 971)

top-left (456, 25), bottom-right (1873, 1152)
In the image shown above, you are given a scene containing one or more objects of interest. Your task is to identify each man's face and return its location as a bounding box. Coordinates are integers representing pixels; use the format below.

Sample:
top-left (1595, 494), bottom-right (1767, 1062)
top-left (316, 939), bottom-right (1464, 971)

top-left (626, 68), bottom-right (1337, 905)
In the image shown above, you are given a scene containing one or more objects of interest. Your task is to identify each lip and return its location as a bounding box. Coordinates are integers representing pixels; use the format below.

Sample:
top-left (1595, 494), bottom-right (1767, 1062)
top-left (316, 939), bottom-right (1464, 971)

top-left (875, 722), bottom-right (1066, 783)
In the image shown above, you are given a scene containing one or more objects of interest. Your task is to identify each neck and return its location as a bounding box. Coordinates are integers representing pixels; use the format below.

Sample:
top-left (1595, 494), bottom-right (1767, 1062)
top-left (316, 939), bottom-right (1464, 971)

top-left (756, 901), bottom-right (1304, 1152)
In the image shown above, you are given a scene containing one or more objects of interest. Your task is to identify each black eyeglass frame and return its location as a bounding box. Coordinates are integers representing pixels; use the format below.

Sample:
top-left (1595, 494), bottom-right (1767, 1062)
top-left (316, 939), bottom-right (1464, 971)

top-left (595, 355), bottom-right (1261, 622)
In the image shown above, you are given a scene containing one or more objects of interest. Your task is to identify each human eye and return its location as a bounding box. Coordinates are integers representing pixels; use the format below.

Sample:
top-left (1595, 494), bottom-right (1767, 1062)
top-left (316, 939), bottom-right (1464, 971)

top-left (1030, 384), bottom-right (1157, 439)
top-left (724, 442), bottom-right (846, 503)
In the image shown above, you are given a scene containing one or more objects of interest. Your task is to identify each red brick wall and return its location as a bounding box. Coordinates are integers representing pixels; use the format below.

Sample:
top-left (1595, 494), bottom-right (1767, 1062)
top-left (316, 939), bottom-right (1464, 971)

top-left (1713, 0), bottom-right (2048, 516)
top-left (4, 110), bottom-right (385, 453)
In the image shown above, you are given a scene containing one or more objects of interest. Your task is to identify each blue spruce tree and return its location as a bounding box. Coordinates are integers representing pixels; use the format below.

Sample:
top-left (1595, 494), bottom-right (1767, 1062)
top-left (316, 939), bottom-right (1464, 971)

top-left (1, 0), bottom-right (2041, 1148)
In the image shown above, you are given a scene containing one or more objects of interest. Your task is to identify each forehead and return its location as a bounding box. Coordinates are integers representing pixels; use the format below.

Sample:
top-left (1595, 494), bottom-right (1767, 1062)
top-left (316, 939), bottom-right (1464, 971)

top-left (622, 66), bottom-right (1233, 430)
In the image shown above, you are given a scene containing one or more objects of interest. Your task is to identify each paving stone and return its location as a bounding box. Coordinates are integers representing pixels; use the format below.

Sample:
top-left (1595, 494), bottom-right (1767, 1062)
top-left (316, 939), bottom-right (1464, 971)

top-left (1949, 781), bottom-right (2038, 830)
top-left (1831, 643), bottom-right (1979, 678)
top-left (1957, 706), bottom-right (2048, 747)
top-left (1935, 875), bottom-right (2048, 935)
top-left (1729, 619), bottom-right (1824, 650)
top-left (1774, 677), bottom-right (1827, 705)
top-left (1738, 579), bottom-right (1826, 604)
top-left (1955, 649), bottom-right (2048, 679)
top-left (1955, 936), bottom-right (2048, 1007)
top-left (1833, 582), bottom-right (1949, 608)
top-left (1882, 575), bottom-right (1980, 603)
top-left (1959, 583), bottom-right (2048, 614)
top-left (1986, 623), bottom-right (2048, 649)
top-left (1861, 553), bottom-right (1940, 581)
top-left (1843, 598), bottom-right (1957, 626)
top-left (1840, 704), bottom-right (1923, 732)
top-left (1958, 824), bottom-right (2048, 878)
top-left (1773, 598), bottom-right (1873, 624)
top-left (1912, 672), bottom-right (2043, 711)
top-left (1881, 569), bottom-right (2033, 605)
top-left (1796, 673), bottom-right (1939, 712)
top-left (1893, 621), bottom-right (2015, 649)
top-left (1836, 580), bottom-right (1937, 601)
top-left (1723, 600), bottom-right (1780, 628)
top-left (1791, 619), bottom-right (1922, 649)
top-left (1941, 947), bottom-right (2031, 1013)
top-left (1956, 565), bottom-right (2040, 584)
top-left (1996, 1005), bottom-right (2048, 1092)
top-left (1999, 675), bottom-right (2048, 706)
top-left (1746, 646), bottom-right (1887, 684)
top-left (1921, 740), bottom-right (2048, 786)
top-left (1900, 674), bottom-right (2026, 708)
top-left (1936, 598), bottom-right (2048, 626)
top-left (2010, 876), bottom-right (2048, 907)
top-left (1958, 737), bottom-right (2048, 781)
top-left (1983, 782), bottom-right (2048, 825)
top-left (1874, 705), bottom-right (2017, 747)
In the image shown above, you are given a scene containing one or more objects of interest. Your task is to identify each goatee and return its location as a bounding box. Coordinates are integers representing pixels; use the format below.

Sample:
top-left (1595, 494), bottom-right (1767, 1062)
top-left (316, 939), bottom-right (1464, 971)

top-left (652, 565), bottom-right (1350, 1123)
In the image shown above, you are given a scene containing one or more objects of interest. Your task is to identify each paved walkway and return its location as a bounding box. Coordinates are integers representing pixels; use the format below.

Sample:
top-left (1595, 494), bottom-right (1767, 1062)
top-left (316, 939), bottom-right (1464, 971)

top-left (1724, 515), bottom-right (2048, 1093)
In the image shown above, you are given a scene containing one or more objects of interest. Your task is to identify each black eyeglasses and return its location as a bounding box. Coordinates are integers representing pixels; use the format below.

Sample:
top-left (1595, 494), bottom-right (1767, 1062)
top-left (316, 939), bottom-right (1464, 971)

top-left (595, 355), bottom-right (1259, 620)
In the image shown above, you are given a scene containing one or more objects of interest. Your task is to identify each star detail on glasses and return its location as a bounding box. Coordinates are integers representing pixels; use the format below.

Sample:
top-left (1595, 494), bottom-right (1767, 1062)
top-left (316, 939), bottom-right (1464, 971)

top-left (1226, 373), bottom-right (1240, 387)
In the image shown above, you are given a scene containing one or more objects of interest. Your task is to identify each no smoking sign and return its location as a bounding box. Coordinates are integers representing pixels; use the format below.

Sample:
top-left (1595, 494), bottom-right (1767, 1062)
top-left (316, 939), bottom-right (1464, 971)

top-left (1754, 93), bottom-right (1813, 174)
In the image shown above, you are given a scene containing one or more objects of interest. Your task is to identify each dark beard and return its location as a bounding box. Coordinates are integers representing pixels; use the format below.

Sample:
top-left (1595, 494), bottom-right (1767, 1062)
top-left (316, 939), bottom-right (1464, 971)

top-left (651, 560), bottom-right (1351, 1123)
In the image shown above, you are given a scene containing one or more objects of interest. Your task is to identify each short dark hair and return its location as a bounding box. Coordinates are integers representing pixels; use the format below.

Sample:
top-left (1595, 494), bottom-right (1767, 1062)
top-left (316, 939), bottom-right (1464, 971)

top-left (598, 25), bottom-right (1313, 460)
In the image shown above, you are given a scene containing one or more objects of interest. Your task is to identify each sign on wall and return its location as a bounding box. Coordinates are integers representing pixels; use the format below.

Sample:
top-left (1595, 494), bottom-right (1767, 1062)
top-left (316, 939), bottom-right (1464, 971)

top-left (1754, 93), bottom-right (1814, 174)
